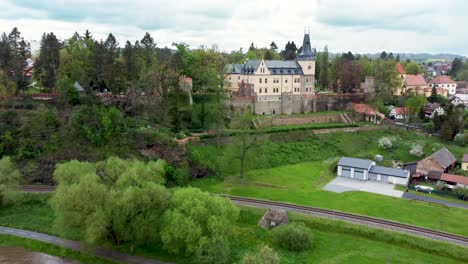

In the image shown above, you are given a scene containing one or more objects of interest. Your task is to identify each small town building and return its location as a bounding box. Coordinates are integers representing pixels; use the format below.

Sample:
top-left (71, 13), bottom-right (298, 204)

top-left (423, 103), bottom-right (445, 118)
top-left (429, 75), bottom-right (457, 96)
top-left (389, 107), bottom-right (408, 120)
top-left (440, 173), bottom-right (468, 188)
top-left (450, 94), bottom-right (468, 107)
top-left (416, 147), bottom-right (456, 175)
top-left (337, 157), bottom-right (409, 185)
top-left (352, 103), bottom-right (385, 124)
top-left (462, 154), bottom-right (468, 171)
top-left (405, 74), bottom-right (430, 96)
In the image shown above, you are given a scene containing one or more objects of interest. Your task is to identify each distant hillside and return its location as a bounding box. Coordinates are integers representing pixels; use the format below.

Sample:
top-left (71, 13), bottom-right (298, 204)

top-left (330, 52), bottom-right (466, 63)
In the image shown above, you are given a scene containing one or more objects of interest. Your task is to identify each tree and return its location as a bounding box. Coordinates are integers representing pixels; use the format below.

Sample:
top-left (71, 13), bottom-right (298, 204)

top-left (0, 28), bottom-right (31, 91)
top-left (451, 58), bottom-right (463, 77)
top-left (406, 96), bottom-right (426, 122)
top-left (272, 222), bottom-right (313, 251)
top-left (34, 33), bottom-right (62, 90)
top-left (319, 46), bottom-right (329, 89)
top-left (405, 62), bottom-right (422, 75)
top-left (380, 51), bottom-right (388, 59)
top-left (0, 156), bottom-right (21, 205)
top-left (160, 187), bottom-right (239, 264)
top-left (440, 120), bottom-right (453, 141)
top-left (240, 245), bottom-right (279, 264)
top-left (374, 59), bottom-right (402, 97)
top-left (270, 41), bottom-right (278, 51)
top-left (50, 158), bottom-right (169, 253)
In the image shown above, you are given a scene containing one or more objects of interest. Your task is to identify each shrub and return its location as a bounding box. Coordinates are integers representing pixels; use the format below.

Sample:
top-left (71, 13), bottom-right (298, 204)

top-left (378, 136), bottom-right (395, 150)
top-left (453, 133), bottom-right (466, 146)
top-left (240, 244), bottom-right (279, 264)
top-left (409, 144), bottom-right (424, 157)
top-left (454, 187), bottom-right (468, 200)
top-left (272, 222), bottom-right (313, 251)
top-left (435, 181), bottom-right (447, 191)
top-left (175, 132), bottom-right (187, 140)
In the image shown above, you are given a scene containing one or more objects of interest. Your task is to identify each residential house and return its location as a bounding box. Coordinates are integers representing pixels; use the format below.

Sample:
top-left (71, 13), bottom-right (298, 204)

top-left (389, 107), bottom-right (408, 120)
top-left (429, 75), bottom-right (457, 96)
top-left (337, 157), bottom-right (410, 185)
top-left (423, 102), bottom-right (445, 118)
top-left (450, 94), bottom-right (468, 107)
top-left (352, 103), bottom-right (385, 124)
top-left (462, 154), bottom-right (468, 171)
top-left (416, 147), bottom-right (456, 175)
top-left (440, 173), bottom-right (468, 188)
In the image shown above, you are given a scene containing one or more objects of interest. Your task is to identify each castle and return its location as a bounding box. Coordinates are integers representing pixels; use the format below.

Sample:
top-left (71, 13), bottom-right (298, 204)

top-left (225, 32), bottom-right (318, 115)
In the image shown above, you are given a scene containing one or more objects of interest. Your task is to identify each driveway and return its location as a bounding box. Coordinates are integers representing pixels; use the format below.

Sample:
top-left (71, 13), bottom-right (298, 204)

top-left (402, 193), bottom-right (468, 210)
top-left (323, 177), bottom-right (404, 198)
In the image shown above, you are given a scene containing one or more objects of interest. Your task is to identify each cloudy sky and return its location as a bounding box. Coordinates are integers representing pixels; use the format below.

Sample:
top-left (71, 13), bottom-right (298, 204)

top-left (1, 0), bottom-right (467, 55)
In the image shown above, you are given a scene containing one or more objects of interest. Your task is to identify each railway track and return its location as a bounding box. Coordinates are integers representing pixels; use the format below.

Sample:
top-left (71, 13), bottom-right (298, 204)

top-left (225, 195), bottom-right (468, 247)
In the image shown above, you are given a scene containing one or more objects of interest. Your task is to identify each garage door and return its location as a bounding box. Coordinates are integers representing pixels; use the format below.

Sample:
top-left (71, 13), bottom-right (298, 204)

top-left (341, 169), bottom-right (351, 178)
top-left (369, 173), bottom-right (377, 181)
top-left (354, 171), bottom-right (365, 180)
top-left (380, 175), bottom-right (388, 182)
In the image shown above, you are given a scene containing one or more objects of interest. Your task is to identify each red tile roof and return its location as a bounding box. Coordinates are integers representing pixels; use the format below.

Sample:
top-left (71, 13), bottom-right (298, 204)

top-left (429, 75), bottom-right (455, 84)
top-left (405, 74), bottom-right (427, 87)
top-left (395, 63), bottom-right (406, 74)
top-left (391, 107), bottom-right (408, 115)
top-left (441, 174), bottom-right (468, 185)
top-left (352, 103), bottom-right (385, 119)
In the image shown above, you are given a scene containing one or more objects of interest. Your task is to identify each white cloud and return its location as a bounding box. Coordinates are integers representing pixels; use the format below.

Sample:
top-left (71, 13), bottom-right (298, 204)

top-left (1, 0), bottom-right (467, 55)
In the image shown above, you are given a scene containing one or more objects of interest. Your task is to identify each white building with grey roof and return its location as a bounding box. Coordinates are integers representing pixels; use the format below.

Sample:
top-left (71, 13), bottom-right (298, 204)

top-left (225, 32), bottom-right (317, 115)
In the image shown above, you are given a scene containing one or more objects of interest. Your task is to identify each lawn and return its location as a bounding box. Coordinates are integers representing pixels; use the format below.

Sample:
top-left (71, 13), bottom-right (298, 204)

top-left (1, 194), bottom-right (467, 264)
top-left (192, 160), bottom-right (468, 237)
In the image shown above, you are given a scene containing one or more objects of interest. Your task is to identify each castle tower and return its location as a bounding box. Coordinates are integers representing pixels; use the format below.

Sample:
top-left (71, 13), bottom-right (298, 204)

top-left (296, 31), bottom-right (316, 92)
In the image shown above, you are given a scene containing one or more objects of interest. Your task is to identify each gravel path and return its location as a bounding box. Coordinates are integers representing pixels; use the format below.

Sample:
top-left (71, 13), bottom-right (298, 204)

top-left (0, 226), bottom-right (173, 264)
top-left (402, 192), bottom-right (468, 209)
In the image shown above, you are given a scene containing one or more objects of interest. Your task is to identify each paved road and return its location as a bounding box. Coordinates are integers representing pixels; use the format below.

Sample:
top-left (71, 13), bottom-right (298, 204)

top-left (0, 226), bottom-right (173, 264)
top-left (402, 193), bottom-right (468, 209)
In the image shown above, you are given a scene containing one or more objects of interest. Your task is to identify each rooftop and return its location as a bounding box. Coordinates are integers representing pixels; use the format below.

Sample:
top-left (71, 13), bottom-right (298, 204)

top-left (430, 147), bottom-right (456, 169)
top-left (441, 174), bottom-right (468, 185)
top-left (405, 74), bottom-right (428, 87)
top-left (462, 154), bottom-right (468, 163)
top-left (395, 62), bottom-right (406, 74)
top-left (430, 75), bottom-right (456, 84)
top-left (369, 166), bottom-right (409, 178)
top-left (338, 157), bottom-right (374, 170)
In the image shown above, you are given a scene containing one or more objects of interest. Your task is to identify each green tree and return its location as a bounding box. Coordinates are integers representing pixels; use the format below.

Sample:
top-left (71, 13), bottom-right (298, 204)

top-left (319, 46), bottom-right (329, 89)
top-left (451, 58), bottom-right (463, 77)
top-left (34, 32), bottom-right (62, 91)
top-left (406, 96), bottom-right (426, 122)
top-left (160, 187), bottom-right (239, 264)
top-left (440, 120), bottom-right (453, 141)
top-left (374, 59), bottom-right (402, 97)
top-left (272, 222), bottom-right (313, 251)
top-left (405, 62), bottom-right (423, 75)
top-left (50, 158), bottom-right (169, 253)
top-left (240, 245), bottom-right (279, 264)
top-left (0, 156), bottom-right (21, 205)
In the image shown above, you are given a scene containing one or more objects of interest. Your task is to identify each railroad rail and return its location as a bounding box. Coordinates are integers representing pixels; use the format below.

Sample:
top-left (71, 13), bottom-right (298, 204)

top-left (224, 195), bottom-right (468, 247)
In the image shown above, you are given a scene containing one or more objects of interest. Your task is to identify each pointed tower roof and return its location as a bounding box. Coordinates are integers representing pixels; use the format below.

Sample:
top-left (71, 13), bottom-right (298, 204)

top-left (395, 62), bottom-right (406, 74)
top-left (297, 32), bottom-right (316, 60)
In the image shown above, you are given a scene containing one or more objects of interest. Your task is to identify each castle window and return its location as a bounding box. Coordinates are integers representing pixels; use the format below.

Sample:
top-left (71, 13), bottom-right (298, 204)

top-left (259, 78), bottom-right (262, 83)
top-left (285, 79), bottom-right (288, 83)
top-left (306, 88), bottom-right (309, 92)
top-left (229, 76), bottom-right (231, 80)
top-left (238, 76), bottom-right (240, 80)
top-left (265, 88), bottom-right (268, 93)
top-left (265, 78), bottom-right (268, 83)
top-left (259, 88), bottom-right (262, 93)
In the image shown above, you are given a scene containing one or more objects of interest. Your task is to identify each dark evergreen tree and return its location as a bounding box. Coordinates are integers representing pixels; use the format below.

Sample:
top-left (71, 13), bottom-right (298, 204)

top-left (270, 41), bottom-right (278, 51)
top-left (34, 32), bottom-right (62, 90)
top-left (451, 57), bottom-right (463, 77)
top-left (319, 46), bottom-right (329, 89)
top-left (380, 51), bottom-right (388, 59)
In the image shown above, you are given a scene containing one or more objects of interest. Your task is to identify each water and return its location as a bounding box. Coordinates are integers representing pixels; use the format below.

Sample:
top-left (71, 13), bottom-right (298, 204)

top-left (0, 247), bottom-right (80, 264)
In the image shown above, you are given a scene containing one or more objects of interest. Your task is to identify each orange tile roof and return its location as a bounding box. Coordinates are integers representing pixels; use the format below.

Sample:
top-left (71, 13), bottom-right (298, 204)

top-left (441, 174), bottom-right (468, 185)
top-left (352, 103), bottom-right (385, 119)
top-left (429, 75), bottom-right (455, 84)
top-left (391, 107), bottom-right (408, 115)
top-left (395, 63), bottom-right (406, 74)
top-left (405, 74), bottom-right (427, 87)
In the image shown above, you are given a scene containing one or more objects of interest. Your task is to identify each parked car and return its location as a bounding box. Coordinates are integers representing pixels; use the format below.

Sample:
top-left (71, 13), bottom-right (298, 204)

top-left (415, 185), bottom-right (434, 193)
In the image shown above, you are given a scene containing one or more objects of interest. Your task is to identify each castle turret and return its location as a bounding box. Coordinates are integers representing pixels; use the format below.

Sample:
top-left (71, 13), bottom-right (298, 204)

top-left (297, 32), bottom-right (316, 60)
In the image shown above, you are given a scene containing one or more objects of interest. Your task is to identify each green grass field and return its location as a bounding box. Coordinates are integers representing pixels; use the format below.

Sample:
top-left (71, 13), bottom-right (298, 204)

top-left (1, 194), bottom-right (467, 264)
top-left (192, 160), bottom-right (468, 237)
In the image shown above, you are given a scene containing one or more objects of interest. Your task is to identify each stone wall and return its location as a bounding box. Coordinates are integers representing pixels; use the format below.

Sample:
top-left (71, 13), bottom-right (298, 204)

top-left (229, 93), bottom-right (367, 116)
top-left (271, 114), bottom-right (343, 126)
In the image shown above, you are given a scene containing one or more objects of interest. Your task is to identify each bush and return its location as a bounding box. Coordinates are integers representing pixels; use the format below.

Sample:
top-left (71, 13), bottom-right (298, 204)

top-left (454, 186), bottom-right (468, 200)
top-left (378, 137), bottom-right (395, 150)
top-left (240, 244), bottom-right (279, 264)
top-left (175, 132), bottom-right (187, 140)
top-left (272, 222), bottom-right (313, 251)
top-left (435, 181), bottom-right (447, 191)
top-left (453, 133), bottom-right (466, 146)
top-left (409, 144), bottom-right (424, 157)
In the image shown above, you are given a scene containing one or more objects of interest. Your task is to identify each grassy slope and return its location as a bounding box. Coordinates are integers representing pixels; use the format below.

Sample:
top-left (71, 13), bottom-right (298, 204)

top-left (192, 160), bottom-right (468, 237)
top-left (1, 194), bottom-right (467, 263)
top-left (0, 235), bottom-right (116, 264)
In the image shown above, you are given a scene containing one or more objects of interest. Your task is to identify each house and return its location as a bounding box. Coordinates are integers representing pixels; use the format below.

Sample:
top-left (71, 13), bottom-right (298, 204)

top-left (416, 147), bottom-right (456, 175)
top-left (450, 94), bottom-right (468, 107)
top-left (337, 157), bottom-right (410, 185)
top-left (462, 154), bottom-right (468, 171)
top-left (389, 107), bottom-right (408, 120)
top-left (352, 103), bottom-right (385, 124)
top-left (440, 173), bottom-right (468, 188)
top-left (405, 74), bottom-right (430, 97)
top-left (429, 75), bottom-right (457, 96)
top-left (73, 81), bottom-right (85, 93)
top-left (423, 103), bottom-right (445, 118)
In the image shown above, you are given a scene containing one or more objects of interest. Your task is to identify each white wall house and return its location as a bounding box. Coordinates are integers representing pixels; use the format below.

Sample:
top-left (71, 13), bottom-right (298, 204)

top-left (429, 75), bottom-right (457, 96)
top-left (337, 157), bottom-right (410, 186)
